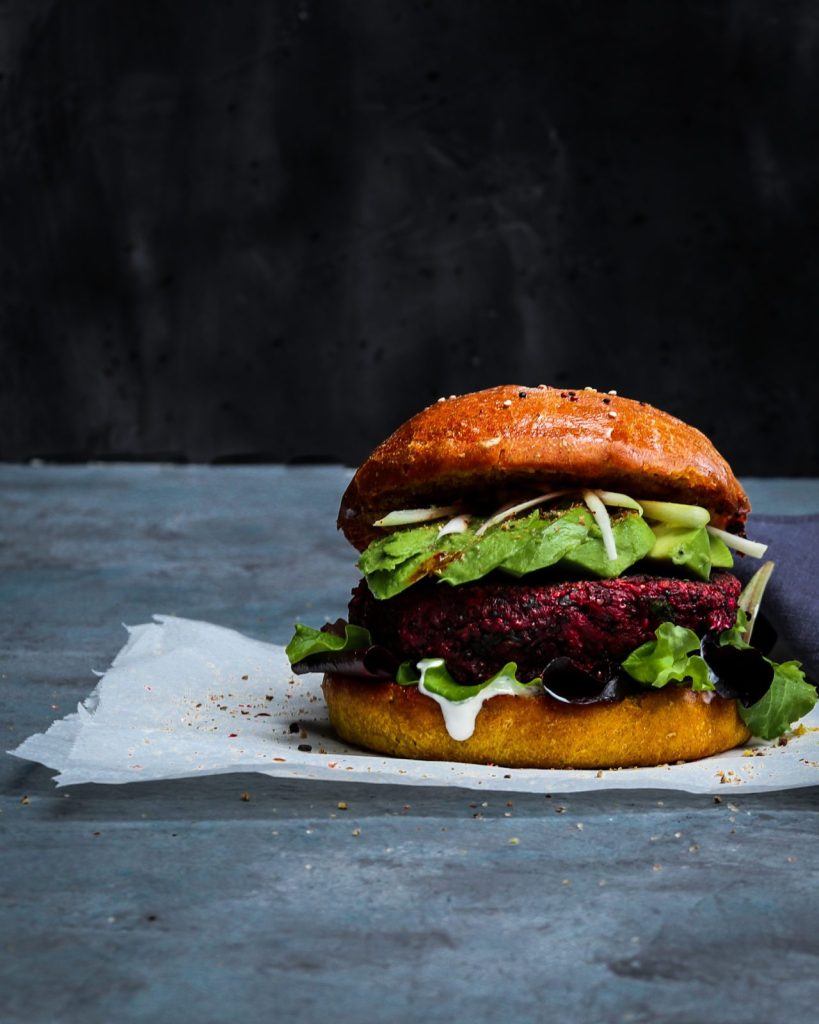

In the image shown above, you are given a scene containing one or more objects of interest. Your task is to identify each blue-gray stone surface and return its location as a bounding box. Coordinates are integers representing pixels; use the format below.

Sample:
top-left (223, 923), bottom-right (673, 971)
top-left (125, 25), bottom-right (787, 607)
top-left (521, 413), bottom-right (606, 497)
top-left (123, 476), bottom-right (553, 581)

top-left (2, 466), bottom-right (819, 1024)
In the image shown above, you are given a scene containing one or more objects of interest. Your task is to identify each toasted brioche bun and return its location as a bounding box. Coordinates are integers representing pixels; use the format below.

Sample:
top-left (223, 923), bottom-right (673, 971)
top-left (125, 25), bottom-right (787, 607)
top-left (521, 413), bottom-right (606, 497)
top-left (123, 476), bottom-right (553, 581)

top-left (322, 674), bottom-right (752, 769)
top-left (338, 384), bottom-right (749, 550)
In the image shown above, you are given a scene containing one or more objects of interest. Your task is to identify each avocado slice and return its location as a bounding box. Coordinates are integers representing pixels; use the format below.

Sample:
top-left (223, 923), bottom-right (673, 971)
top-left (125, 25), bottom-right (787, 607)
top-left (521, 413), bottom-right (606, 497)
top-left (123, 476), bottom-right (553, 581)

top-left (646, 523), bottom-right (719, 581)
top-left (558, 512), bottom-right (656, 579)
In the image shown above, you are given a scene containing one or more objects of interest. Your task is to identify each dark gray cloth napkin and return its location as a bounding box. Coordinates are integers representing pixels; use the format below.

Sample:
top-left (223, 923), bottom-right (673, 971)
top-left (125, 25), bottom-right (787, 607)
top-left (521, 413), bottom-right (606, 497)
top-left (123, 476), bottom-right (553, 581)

top-left (733, 514), bottom-right (819, 683)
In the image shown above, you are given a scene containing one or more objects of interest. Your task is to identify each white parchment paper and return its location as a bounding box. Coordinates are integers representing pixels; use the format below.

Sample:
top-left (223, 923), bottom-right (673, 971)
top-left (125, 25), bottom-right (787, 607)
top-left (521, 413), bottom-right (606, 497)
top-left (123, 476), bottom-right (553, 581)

top-left (10, 615), bottom-right (819, 793)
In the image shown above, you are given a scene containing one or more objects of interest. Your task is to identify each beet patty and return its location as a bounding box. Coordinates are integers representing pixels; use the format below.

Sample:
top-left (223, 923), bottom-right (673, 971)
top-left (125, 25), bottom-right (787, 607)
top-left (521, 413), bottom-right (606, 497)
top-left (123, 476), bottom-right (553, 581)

top-left (348, 572), bottom-right (742, 684)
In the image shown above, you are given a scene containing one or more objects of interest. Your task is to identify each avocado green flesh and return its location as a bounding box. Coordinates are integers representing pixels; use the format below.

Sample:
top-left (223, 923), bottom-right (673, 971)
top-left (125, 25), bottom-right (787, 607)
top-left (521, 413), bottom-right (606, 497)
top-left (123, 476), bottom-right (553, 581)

top-left (559, 513), bottom-right (656, 579)
top-left (358, 507), bottom-right (734, 599)
top-left (709, 533), bottom-right (734, 568)
top-left (647, 523), bottom-right (712, 581)
top-left (646, 524), bottom-right (735, 581)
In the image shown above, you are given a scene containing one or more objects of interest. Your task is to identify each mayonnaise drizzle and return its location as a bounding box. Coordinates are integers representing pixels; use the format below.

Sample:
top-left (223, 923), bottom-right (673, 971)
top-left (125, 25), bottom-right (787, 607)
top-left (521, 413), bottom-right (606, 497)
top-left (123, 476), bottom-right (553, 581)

top-left (416, 659), bottom-right (539, 741)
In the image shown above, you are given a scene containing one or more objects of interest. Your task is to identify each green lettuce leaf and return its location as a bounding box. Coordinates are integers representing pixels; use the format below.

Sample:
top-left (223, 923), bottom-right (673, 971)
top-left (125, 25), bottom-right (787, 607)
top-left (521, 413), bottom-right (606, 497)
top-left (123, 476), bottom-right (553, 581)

top-left (739, 661), bottom-right (817, 740)
top-left (623, 611), bottom-right (817, 738)
top-left (356, 496), bottom-right (740, 599)
top-left (358, 523), bottom-right (439, 574)
top-left (359, 506), bottom-right (658, 597)
top-left (497, 506), bottom-right (591, 577)
top-left (717, 608), bottom-right (751, 649)
top-left (285, 622), bottom-right (372, 664)
top-left (621, 622), bottom-right (713, 690)
top-left (438, 506), bottom-right (589, 585)
top-left (395, 661), bottom-right (421, 684)
top-left (359, 524), bottom-right (474, 599)
top-left (417, 659), bottom-right (539, 701)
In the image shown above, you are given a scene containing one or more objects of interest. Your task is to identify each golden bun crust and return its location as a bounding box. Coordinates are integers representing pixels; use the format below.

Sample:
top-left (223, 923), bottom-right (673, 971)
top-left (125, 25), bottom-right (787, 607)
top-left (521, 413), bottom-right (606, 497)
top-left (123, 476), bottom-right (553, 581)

top-left (338, 385), bottom-right (749, 550)
top-left (322, 674), bottom-right (752, 769)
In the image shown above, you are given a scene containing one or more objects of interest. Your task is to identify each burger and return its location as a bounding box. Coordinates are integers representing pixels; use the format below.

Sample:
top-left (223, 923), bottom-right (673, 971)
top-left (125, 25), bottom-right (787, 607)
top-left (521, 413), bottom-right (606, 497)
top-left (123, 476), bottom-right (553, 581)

top-left (285, 384), bottom-right (815, 769)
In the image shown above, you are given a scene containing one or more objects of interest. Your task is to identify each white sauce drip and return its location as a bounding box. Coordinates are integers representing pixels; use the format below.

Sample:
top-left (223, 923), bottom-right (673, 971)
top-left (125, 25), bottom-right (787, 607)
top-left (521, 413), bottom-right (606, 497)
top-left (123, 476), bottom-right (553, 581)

top-left (416, 659), bottom-right (539, 741)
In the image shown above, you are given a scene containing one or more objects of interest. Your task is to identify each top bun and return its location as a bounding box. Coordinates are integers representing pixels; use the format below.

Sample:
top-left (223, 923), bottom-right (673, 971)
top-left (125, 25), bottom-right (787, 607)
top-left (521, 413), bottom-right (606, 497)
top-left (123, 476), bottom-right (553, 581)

top-left (338, 385), bottom-right (750, 551)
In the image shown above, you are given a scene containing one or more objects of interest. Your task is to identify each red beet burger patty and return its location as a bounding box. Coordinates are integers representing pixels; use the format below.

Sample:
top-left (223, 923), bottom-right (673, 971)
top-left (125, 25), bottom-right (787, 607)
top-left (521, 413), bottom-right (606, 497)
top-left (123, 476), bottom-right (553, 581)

top-left (348, 572), bottom-right (742, 684)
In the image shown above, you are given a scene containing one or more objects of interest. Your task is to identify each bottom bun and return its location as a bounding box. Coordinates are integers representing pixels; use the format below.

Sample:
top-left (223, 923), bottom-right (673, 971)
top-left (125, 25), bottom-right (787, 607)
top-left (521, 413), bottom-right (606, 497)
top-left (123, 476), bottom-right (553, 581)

top-left (322, 675), bottom-right (752, 769)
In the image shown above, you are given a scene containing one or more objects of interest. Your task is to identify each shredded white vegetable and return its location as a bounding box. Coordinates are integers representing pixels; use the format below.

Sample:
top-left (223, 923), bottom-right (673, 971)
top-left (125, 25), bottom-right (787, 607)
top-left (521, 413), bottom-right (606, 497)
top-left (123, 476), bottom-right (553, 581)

top-left (438, 514), bottom-right (472, 538)
top-left (473, 490), bottom-right (570, 538)
top-left (595, 490), bottom-right (643, 512)
top-left (705, 525), bottom-right (768, 559)
top-left (373, 505), bottom-right (459, 527)
top-left (582, 489), bottom-right (618, 561)
top-left (637, 500), bottom-right (710, 528)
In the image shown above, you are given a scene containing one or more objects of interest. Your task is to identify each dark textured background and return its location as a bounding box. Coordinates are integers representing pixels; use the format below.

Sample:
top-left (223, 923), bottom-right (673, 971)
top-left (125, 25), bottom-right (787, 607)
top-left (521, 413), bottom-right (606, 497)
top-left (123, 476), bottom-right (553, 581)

top-left (1, 1), bottom-right (817, 473)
